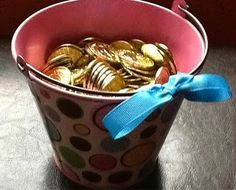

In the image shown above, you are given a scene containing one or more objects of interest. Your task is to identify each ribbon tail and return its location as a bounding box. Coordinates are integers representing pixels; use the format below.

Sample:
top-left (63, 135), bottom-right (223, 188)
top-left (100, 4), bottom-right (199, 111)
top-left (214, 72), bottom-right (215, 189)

top-left (103, 89), bottom-right (173, 139)
top-left (180, 74), bottom-right (232, 102)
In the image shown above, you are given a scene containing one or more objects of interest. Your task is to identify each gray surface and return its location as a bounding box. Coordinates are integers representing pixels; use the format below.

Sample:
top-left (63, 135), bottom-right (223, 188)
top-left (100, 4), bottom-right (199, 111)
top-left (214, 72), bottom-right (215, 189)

top-left (0, 38), bottom-right (235, 190)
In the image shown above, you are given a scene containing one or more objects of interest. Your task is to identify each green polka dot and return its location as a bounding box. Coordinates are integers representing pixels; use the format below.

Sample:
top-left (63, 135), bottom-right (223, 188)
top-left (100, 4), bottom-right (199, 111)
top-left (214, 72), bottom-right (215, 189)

top-left (59, 146), bottom-right (86, 168)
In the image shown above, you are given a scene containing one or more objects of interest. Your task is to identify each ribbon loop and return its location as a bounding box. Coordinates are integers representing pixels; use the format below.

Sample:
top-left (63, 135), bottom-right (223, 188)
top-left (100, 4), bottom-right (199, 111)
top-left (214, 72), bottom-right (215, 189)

top-left (103, 73), bottom-right (232, 139)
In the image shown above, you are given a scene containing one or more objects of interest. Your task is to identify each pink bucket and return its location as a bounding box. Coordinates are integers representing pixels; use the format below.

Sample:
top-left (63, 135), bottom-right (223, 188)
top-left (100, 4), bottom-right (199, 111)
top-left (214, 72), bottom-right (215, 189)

top-left (11, 0), bottom-right (208, 188)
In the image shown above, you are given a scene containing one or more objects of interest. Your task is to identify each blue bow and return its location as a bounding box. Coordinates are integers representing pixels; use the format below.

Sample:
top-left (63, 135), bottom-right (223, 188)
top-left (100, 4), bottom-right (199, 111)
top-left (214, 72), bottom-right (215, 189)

top-left (103, 73), bottom-right (232, 139)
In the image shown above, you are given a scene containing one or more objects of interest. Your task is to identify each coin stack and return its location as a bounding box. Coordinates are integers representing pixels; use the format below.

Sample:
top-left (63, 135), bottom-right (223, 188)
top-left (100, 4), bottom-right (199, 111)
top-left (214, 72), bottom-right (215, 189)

top-left (42, 37), bottom-right (177, 92)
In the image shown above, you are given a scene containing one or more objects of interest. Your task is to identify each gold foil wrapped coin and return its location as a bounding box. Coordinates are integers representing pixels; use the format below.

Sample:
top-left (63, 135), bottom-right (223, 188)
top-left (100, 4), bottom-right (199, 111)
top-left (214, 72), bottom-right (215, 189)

top-left (44, 66), bottom-right (71, 84)
top-left (42, 37), bottom-right (177, 92)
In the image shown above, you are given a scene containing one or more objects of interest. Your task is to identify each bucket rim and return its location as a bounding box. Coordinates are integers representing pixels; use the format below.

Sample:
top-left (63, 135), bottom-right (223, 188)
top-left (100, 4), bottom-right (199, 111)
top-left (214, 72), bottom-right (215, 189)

top-left (11, 0), bottom-right (208, 100)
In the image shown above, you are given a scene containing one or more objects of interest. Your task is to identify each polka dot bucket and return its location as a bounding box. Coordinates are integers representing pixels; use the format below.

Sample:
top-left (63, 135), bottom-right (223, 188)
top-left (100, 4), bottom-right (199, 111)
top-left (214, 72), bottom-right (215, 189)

top-left (11, 0), bottom-right (208, 188)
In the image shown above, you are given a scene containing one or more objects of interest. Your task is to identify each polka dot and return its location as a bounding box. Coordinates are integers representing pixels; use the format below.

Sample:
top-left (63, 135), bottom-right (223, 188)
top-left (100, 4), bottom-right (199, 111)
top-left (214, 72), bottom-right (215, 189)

top-left (121, 143), bottom-right (155, 167)
top-left (45, 105), bottom-right (61, 122)
top-left (73, 123), bottom-right (90, 136)
top-left (89, 154), bottom-right (117, 170)
top-left (59, 146), bottom-right (86, 168)
top-left (140, 125), bottom-right (157, 139)
top-left (61, 162), bottom-right (80, 182)
top-left (57, 98), bottom-right (83, 119)
top-left (39, 89), bottom-right (51, 99)
top-left (108, 171), bottom-right (132, 184)
top-left (101, 136), bottom-right (130, 153)
top-left (70, 136), bottom-right (91, 151)
top-left (93, 104), bottom-right (117, 131)
top-left (145, 109), bottom-right (161, 122)
top-left (161, 95), bottom-right (183, 123)
top-left (44, 117), bottom-right (61, 142)
top-left (139, 160), bottom-right (156, 179)
top-left (82, 171), bottom-right (102, 183)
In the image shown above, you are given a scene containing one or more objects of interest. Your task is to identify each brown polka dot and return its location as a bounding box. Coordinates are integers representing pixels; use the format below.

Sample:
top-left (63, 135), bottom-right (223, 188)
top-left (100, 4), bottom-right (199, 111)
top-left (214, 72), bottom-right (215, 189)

top-left (70, 136), bottom-right (91, 151)
top-left (45, 105), bottom-right (61, 122)
top-left (89, 154), bottom-right (117, 170)
top-left (145, 109), bottom-right (161, 122)
top-left (73, 123), bottom-right (90, 136)
top-left (121, 143), bottom-right (155, 167)
top-left (82, 171), bottom-right (102, 183)
top-left (140, 125), bottom-right (157, 139)
top-left (93, 104), bottom-right (117, 131)
top-left (57, 98), bottom-right (83, 119)
top-left (39, 89), bottom-right (51, 99)
top-left (108, 171), bottom-right (132, 184)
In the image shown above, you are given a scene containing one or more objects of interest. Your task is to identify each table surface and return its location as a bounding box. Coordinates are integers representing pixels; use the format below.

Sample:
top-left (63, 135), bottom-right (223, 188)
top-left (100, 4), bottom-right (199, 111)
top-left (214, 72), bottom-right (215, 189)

top-left (0, 39), bottom-right (235, 190)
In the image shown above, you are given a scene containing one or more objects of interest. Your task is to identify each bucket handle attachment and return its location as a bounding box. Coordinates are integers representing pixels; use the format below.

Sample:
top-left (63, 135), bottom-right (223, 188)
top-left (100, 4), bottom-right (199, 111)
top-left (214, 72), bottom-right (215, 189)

top-left (171, 0), bottom-right (189, 18)
top-left (177, 4), bottom-right (209, 73)
top-left (16, 2), bottom-right (208, 92)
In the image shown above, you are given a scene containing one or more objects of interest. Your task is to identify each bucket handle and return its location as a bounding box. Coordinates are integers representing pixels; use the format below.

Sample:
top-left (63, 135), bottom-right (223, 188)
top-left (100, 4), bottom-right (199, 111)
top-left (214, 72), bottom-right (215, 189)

top-left (16, 2), bottom-right (208, 91)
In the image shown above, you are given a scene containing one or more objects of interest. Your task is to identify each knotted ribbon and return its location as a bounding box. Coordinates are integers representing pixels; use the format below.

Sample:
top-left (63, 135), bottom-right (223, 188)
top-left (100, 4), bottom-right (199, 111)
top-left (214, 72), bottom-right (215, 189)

top-left (103, 73), bottom-right (232, 139)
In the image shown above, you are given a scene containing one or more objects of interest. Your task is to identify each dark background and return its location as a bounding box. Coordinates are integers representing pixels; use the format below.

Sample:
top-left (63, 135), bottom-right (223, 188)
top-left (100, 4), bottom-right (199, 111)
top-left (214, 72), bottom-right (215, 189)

top-left (0, 1), bottom-right (235, 189)
top-left (1, 0), bottom-right (236, 45)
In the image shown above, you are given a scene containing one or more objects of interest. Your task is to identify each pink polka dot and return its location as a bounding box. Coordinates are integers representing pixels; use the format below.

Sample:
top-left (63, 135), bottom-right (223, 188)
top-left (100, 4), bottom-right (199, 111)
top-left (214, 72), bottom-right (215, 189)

top-left (89, 154), bottom-right (117, 170)
top-left (93, 104), bottom-right (117, 131)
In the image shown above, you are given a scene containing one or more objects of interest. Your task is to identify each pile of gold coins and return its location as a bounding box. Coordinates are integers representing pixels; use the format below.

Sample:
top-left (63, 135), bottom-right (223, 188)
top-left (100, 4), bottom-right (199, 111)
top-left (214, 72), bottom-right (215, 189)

top-left (42, 37), bottom-right (177, 92)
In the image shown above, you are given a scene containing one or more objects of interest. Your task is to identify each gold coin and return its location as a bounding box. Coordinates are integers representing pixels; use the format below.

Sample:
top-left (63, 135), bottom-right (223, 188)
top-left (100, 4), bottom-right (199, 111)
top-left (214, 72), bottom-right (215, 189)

top-left (90, 63), bottom-right (107, 87)
top-left (71, 68), bottom-right (86, 86)
top-left (110, 40), bottom-right (135, 50)
top-left (122, 62), bottom-right (156, 76)
top-left (47, 44), bottom-right (83, 65)
top-left (77, 37), bottom-right (103, 47)
top-left (118, 49), bottom-right (156, 71)
top-left (129, 39), bottom-right (145, 52)
top-left (141, 44), bottom-right (164, 65)
top-left (74, 54), bottom-right (92, 69)
top-left (119, 87), bottom-right (136, 93)
top-left (96, 68), bottom-right (114, 90)
top-left (101, 74), bottom-right (125, 92)
top-left (85, 42), bottom-right (118, 63)
top-left (43, 55), bottom-right (72, 72)
top-left (45, 66), bottom-right (71, 84)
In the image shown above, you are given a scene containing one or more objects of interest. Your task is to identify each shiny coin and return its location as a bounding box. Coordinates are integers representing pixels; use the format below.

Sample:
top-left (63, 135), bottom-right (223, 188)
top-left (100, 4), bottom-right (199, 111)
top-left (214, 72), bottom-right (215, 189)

top-left (118, 50), bottom-right (156, 71)
top-left (45, 66), bottom-right (71, 84)
top-left (43, 55), bottom-right (72, 72)
top-left (71, 68), bottom-right (86, 86)
top-left (101, 74), bottom-right (126, 92)
top-left (119, 87), bottom-right (136, 93)
top-left (110, 40), bottom-right (135, 50)
top-left (77, 37), bottom-right (103, 47)
top-left (47, 44), bottom-right (84, 65)
top-left (74, 54), bottom-right (92, 69)
top-left (85, 42), bottom-right (119, 62)
top-left (129, 39), bottom-right (145, 52)
top-left (141, 44), bottom-right (164, 65)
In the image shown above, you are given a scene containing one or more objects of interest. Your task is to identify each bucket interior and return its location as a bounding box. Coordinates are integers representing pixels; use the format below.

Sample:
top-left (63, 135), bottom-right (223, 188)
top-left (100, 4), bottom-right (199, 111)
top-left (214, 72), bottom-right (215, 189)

top-left (12, 0), bottom-right (205, 75)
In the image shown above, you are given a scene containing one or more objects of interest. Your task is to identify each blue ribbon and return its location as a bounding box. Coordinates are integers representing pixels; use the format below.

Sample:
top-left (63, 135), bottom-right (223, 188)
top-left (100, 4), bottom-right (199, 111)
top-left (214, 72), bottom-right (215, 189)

top-left (103, 73), bottom-right (232, 139)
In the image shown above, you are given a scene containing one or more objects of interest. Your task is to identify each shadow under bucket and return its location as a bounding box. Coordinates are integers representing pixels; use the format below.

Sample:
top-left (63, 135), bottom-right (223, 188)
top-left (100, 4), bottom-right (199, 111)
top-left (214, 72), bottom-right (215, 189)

top-left (11, 0), bottom-right (208, 188)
